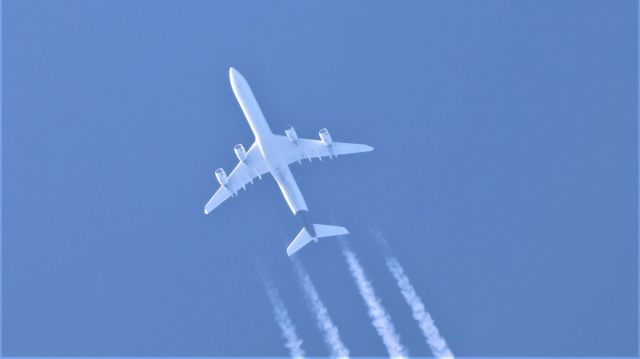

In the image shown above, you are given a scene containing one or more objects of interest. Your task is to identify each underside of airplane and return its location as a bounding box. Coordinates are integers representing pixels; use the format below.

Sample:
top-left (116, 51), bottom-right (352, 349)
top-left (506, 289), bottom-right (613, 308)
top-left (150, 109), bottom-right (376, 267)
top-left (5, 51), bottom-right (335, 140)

top-left (204, 68), bottom-right (373, 256)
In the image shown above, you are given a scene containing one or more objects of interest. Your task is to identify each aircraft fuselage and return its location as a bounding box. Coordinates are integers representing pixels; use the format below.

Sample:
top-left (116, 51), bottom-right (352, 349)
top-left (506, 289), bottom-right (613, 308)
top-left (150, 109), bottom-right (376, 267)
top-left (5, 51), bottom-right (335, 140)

top-left (229, 68), bottom-right (315, 236)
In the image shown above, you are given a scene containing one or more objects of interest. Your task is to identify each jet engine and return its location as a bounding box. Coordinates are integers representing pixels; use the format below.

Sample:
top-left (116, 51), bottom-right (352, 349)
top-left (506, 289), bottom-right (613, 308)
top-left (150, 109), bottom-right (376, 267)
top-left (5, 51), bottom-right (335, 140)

top-left (234, 144), bottom-right (247, 162)
top-left (285, 126), bottom-right (298, 143)
top-left (319, 128), bottom-right (332, 146)
top-left (215, 168), bottom-right (228, 186)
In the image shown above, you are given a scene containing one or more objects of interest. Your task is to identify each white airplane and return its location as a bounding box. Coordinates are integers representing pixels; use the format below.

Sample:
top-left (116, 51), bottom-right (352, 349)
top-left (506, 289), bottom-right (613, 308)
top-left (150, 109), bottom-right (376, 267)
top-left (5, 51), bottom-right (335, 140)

top-left (204, 68), bottom-right (374, 256)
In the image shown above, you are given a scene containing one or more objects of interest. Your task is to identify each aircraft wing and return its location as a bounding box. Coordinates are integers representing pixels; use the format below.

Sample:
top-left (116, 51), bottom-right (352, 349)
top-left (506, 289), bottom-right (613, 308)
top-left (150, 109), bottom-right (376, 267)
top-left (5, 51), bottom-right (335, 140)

top-left (204, 142), bottom-right (269, 214)
top-left (274, 134), bottom-right (373, 165)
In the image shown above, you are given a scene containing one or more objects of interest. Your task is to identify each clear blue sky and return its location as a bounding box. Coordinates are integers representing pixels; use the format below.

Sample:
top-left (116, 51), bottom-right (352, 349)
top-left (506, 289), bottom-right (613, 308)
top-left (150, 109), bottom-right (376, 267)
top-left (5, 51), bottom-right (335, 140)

top-left (3, 0), bottom-right (637, 356)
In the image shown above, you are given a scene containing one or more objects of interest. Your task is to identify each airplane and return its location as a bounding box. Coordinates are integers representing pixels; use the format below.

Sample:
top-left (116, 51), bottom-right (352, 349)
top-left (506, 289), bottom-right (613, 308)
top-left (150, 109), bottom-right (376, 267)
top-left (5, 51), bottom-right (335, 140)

top-left (204, 67), bottom-right (373, 256)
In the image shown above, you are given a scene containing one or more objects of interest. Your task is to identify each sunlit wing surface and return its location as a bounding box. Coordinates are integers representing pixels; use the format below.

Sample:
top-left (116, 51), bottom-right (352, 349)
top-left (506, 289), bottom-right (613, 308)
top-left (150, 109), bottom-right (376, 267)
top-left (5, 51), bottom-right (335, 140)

top-left (204, 142), bottom-right (269, 214)
top-left (274, 134), bottom-right (374, 165)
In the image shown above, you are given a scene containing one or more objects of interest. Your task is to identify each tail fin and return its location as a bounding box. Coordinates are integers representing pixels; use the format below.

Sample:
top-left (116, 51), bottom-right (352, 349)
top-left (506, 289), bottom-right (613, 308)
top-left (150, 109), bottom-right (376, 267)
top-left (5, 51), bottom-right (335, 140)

top-left (286, 224), bottom-right (348, 256)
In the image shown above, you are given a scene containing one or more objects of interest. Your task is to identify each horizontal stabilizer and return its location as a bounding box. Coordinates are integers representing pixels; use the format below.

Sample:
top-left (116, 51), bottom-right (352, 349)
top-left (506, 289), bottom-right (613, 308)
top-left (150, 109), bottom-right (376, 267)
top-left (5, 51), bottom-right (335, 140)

top-left (286, 224), bottom-right (349, 256)
top-left (314, 224), bottom-right (349, 237)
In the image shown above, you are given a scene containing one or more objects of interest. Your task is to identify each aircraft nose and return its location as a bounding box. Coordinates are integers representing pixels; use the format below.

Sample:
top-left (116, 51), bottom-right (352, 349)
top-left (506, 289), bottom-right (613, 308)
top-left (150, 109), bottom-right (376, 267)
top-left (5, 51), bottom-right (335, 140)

top-left (230, 66), bottom-right (246, 80)
top-left (229, 67), bottom-right (245, 86)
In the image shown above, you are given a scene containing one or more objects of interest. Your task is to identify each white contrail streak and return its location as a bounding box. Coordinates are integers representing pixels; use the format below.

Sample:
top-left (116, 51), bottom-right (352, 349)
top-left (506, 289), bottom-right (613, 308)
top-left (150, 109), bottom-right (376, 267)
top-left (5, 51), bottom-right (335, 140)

top-left (292, 259), bottom-right (350, 358)
top-left (386, 257), bottom-right (454, 359)
top-left (262, 278), bottom-right (306, 359)
top-left (371, 228), bottom-right (454, 358)
top-left (340, 241), bottom-right (407, 358)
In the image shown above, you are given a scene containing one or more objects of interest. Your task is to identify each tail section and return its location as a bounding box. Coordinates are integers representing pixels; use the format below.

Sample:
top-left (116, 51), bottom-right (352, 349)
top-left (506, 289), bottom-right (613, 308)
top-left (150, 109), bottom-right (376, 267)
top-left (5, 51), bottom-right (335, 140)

top-left (286, 224), bottom-right (348, 256)
top-left (314, 224), bottom-right (349, 238)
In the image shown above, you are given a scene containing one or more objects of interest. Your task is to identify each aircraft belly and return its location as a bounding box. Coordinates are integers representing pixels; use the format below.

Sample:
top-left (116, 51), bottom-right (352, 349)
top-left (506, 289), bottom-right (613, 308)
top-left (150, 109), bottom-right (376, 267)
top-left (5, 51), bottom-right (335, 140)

top-left (271, 165), bottom-right (308, 214)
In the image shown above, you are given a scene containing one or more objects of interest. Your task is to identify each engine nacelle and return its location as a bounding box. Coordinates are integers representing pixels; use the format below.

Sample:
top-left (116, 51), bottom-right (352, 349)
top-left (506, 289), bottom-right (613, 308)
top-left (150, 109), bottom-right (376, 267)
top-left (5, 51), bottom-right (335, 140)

top-left (285, 126), bottom-right (298, 143)
top-left (319, 128), bottom-right (332, 146)
top-left (215, 168), bottom-right (228, 186)
top-left (234, 144), bottom-right (247, 162)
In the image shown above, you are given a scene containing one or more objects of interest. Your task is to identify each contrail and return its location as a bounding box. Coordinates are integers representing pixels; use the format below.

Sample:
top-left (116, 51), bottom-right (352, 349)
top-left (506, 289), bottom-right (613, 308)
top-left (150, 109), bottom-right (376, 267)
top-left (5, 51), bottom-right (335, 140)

top-left (386, 257), bottom-right (454, 359)
top-left (340, 240), bottom-right (407, 358)
top-left (371, 229), bottom-right (454, 359)
top-left (292, 258), bottom-right (350, 358)
top-left (260, 273), bottom-right (306, 359)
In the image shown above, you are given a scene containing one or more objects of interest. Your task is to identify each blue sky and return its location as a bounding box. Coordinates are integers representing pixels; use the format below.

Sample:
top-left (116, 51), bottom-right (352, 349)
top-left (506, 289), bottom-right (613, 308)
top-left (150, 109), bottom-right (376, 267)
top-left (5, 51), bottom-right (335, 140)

top-left (2, 0), bottom-right (637, 356)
